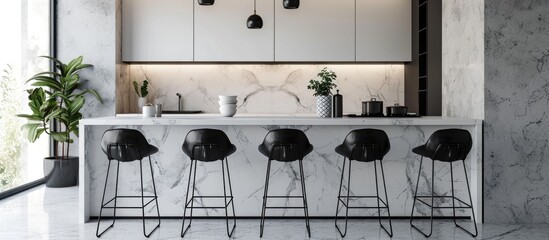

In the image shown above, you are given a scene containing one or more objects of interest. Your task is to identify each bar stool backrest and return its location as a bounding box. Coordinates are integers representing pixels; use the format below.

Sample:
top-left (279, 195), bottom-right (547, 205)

top-left (260, 129), bottom-right (312, 161)
top-left (182, 128), bottom-right (233, 161)
top-left (101, 128), bottom-right (149, 162)
top-left (342, 129), bottom-right (390, 162)
top-left (425, 129), bottom-right (472, 162)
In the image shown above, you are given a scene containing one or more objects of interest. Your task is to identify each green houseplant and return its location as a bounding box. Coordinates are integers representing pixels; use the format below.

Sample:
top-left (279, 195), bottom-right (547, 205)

top-left (307, 67), bottom-right (337, 118)
top-left (17, 56), bottom-right (102, 187)
top-left (133, 79), bottom-right (149, 112)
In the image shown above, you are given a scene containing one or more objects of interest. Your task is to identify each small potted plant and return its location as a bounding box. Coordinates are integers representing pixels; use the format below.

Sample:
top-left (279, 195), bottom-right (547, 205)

top-left (307, 67), bottom-right (337, 118)
top-left (17, 56), bottom-right (102, 187)
top-left (133, 79), bottom-right (149, 112)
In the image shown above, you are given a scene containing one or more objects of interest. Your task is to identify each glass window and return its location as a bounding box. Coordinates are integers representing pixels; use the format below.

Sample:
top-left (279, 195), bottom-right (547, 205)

top-left (0, 0), bottom-right (51, 193)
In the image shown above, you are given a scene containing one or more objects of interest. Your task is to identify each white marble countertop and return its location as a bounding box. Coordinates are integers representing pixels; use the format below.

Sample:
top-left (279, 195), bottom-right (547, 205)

top-left (79, 113), bottom-right (482, 126)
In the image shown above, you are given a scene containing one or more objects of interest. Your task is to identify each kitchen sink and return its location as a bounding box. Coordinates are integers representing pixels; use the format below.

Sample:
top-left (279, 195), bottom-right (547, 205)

top-left (162, 110), bottom-right (203, 114)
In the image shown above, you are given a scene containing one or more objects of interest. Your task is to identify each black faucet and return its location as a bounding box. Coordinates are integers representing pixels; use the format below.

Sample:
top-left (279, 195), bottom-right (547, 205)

top-left (176, 93), bottom-right (182, 112)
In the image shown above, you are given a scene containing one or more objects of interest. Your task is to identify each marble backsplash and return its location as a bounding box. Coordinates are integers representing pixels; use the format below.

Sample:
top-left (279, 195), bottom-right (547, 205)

top-left (119, 65), bottom-right (405, 114)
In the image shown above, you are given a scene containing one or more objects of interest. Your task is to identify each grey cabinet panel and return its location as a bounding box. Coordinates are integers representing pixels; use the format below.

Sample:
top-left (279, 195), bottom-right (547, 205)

top-left (274, 0), bottom-right (355, 62)
top-left (194, 0), bottom-right (274, 61)
top-left (122, 0), bottom-right (193, 62)
top-left (356, 0), bottom-right (412, 62)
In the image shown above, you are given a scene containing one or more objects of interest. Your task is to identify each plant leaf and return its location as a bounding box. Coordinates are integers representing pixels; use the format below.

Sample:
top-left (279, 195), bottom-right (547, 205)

top-left (51, 132), bottom-right (69, 143)
top-left (21, 123), bottom-right (42, 143)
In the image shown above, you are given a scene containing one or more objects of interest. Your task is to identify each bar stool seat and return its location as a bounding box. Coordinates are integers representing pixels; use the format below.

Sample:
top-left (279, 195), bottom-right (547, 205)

top-left (259, 128), bottom-right (312, 238)
top-left (411, 129), bottom-right (472, 162)
top-left (182, 129), bottom-right (236, 161)
top-left (334, 129), bottom-right (393, 237)
top-left (96, 128), bottom-right (161, 238)
top-left (180, 128), bottom-right (237, 238)
top-left (101, 129), bottom-right (159, 161)
top-left (410, 128), bottom-right (478, 238)
top-left (258, 129), bottom-right (313, 161)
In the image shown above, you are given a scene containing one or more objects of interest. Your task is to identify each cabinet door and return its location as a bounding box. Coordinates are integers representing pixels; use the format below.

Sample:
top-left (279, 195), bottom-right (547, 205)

top-left (274, 0), bottom-right (355, 62)
top-left (194, 0), bottom-right (274, 62)
top-left (356, 0), bottom-right (411, 62)
top-left (122, 0), bottom-right (193, 62)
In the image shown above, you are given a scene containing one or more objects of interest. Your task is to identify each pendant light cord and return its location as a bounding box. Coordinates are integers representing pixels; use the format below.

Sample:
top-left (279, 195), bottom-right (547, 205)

top-left (253, 0), bottom-right (257, 14)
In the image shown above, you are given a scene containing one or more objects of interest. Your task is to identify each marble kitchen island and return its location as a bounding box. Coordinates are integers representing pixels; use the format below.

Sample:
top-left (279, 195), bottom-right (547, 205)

top-left (79, 114), bottom-right (482, 223)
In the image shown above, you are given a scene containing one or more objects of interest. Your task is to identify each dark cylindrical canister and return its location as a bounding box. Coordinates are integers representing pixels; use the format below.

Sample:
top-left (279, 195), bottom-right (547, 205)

top-left (333, 90), bottom-right (343, 117)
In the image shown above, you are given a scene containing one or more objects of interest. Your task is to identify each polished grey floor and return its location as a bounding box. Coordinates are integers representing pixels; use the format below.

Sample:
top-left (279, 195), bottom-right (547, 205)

top-left (0, 186), bottom-right (548, 239)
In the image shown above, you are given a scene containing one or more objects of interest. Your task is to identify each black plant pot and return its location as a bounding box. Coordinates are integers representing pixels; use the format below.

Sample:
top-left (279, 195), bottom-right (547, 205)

top-left (43, 157), bottom-right (79, 188)
top-left (283, 0), bottom-right (300, 9)
top-left (198, 0), bottom-right (215, 5)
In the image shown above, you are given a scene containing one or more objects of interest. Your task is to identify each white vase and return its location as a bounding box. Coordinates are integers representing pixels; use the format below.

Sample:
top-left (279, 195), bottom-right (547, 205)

top-left (316, 95), bottom-right (332, 118)
top-left (138, 97), bottom-right (147, 113)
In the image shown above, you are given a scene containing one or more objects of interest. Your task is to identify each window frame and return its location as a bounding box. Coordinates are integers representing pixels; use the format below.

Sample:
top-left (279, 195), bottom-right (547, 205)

top-left (0, 0), bottom-right (56, 200)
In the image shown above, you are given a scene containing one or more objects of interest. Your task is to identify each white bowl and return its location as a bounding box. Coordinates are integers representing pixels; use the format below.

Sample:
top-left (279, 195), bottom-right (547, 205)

top-left (219, 100), bottom-right (238, 105)
top-left (219, 105), bottom-right (237, 111)
top-left (219, 107), bottom-right (236, 117)
top-left (218, 95), bottom-right (237, 102)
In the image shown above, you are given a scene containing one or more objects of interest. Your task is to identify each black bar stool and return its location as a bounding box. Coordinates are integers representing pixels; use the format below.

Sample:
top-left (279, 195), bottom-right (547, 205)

top-left (410, 129), bottom-right (478, 237)
top-left (258, 128), bottom-right (313, 238)
top-left (334, 129), bottom-right (393, 237)
top-left (180, 129), bottom-right (237, 238)
top-left (96, 129), bottom-right (161, 238)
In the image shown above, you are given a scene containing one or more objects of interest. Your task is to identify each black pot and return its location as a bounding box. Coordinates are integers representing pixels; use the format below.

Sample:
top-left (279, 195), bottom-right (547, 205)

top-left (386, 103), bottom-right (408, 117)
top-left (198, 0), bottom-right (215, 5)
top-left (362, 98), bottom-right (384, 116)
top-left (43, 157), bottom-right (79, 188)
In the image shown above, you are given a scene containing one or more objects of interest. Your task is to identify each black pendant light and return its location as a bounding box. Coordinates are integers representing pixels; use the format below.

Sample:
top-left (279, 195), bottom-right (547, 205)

top-left (198, 0), bottom-right (214, 6)
top-left (247, 0), bottom-right (263, 29)
top-left (283, 0), bottom-right (300, 9)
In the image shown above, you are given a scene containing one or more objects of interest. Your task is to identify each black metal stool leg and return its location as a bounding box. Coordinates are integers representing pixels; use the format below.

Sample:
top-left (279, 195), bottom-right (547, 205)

top-left (225, 158), bottom-right (237, 229)
top-left (335, 157), bottom-right (350, 237)
top-left (181, 160), bottom-right (197, 237)
top-left (335, 157), bottom-right (349, 237)
top-left (376, 160), bottom-right (393, 237)
top-left (409, 157), bottom-right (422, 226)
top-left (148, 156), bottom-right (161, 231)
top-left (259, 160), bottom-right (272, 237)
top-left (96, 160), bottom-right (115, 237)
top-left (454, 160), bottom-right (478, 237)
top-left (222, 158), bottom-right (236, 237)
top-left (298, 159), bottom-right (311, 238)
top-left (450, 162), bottom-right (457, 225)
top-left (140, 159), bottom-right (160, 238)
top-left (410, 156), bottom-right (434, 237)
top-left (112, 161), bottom-right (120, 226)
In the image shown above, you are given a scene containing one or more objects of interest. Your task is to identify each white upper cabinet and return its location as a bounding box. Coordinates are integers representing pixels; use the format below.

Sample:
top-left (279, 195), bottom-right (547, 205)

top-left (356, 0), bottom-right (412, 62)
top-left (274, 0), bottom-right (355, 62)
top-left (122, 0), bottom-right (194, 62)
top-left (194, 0), bottom-right (274, 62)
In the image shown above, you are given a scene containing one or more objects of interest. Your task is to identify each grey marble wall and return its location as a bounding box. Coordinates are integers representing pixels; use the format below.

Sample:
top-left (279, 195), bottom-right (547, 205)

top-left (57, 0), bottom-right (117, 118)
top-left (441, 0), bottom-right (485, 119)
top-left (57, 0), bottom-right (121, 155)
top-left (124, 64), bottom-right (404, 114)
top-left (485, 0), bottom-right (549, 223)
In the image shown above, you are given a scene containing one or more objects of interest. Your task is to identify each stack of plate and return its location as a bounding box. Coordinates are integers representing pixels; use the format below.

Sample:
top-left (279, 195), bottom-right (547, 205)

top-left (218, 95), bottom-right (237, 117)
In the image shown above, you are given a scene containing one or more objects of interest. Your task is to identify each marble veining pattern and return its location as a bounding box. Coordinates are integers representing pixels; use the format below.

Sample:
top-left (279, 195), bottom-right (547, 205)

top-left (441, 0), bottom-right (485, 119)
top-left (83, 124), bottom-right (479, 219)
top-left (2, 186), bottom-right (548, 239)
top-left (484, 0), bottom-right (549, 223)
top-left (123, 65), bottom-right (404, 114)
top-left (57, 0), bottom-right (119, 156)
